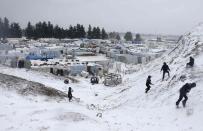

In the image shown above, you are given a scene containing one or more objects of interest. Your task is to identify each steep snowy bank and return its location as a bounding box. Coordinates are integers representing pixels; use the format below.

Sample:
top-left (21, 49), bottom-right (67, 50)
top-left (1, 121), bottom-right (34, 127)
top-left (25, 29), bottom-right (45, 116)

top-left (100, 24), bottom-right (203, 131)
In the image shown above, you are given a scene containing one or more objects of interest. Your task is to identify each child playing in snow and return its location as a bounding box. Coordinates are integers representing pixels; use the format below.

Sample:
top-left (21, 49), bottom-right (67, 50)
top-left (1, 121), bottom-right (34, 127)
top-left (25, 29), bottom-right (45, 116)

top-left (145, 75), bottom-right (153, 93)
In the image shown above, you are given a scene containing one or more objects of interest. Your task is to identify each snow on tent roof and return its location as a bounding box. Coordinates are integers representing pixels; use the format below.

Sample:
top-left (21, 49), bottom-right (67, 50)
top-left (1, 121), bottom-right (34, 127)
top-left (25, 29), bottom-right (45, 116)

top-left (87, 63), bottom-right (102, 66)
top-left (76, 56), bottom-right (109, 62)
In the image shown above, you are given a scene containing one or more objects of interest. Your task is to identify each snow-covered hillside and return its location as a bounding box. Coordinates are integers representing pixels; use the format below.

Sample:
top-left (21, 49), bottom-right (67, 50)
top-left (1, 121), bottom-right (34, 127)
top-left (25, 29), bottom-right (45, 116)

top-left (0, 24), bottom-right (203, 131)
top-left (99, 24), bottom-right (203, 131)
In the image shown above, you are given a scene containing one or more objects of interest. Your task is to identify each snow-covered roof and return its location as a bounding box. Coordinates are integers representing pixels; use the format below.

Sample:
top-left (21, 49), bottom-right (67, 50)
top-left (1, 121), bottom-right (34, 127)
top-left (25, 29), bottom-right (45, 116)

top-left (76, 55), bottom-right (109, 62)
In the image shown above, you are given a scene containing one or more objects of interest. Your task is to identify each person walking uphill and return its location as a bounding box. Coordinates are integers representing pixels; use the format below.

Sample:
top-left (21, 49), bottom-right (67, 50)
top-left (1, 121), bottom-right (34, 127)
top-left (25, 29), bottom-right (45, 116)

top-left (176, 82), bottom-right (196, 108)
top-left (145, 75), bottom-right (153, 93)
top-left (186, 56), bottom-right (194, 67)
top-left (68, 87), bottom-right (73, 102)
top-left (161, 62), bottom-right (170, 81)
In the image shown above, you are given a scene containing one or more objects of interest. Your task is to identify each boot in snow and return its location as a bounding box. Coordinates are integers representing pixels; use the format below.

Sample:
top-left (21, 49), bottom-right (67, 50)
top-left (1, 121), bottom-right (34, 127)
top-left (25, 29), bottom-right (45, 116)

top-left (182, 100), bottom-right (186, 108)
top-left (176, 102), bottom-right (180, 108)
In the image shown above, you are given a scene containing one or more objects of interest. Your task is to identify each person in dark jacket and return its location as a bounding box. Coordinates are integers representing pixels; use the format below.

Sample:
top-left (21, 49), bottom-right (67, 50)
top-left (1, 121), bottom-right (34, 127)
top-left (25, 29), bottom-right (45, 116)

top-left (176, 82), bottom-right (196, 108)
top-left (145, 75), bottom-right (153, 93)
top-left (90, 76), bottom-right (95, 84)
top-left (186, 56), bottom-right (194, 67)
top-left (68, 87), bottom-right (73, 102)
top-left (90, 76), bottom-right (99, 84)
top-left (161, 62), bottom-right (170, 81)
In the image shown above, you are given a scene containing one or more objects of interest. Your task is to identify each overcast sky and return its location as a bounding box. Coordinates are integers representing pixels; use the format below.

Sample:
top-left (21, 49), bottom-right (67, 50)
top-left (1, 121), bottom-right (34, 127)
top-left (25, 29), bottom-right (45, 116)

top-left (0, 0), bottom-right (202, 35)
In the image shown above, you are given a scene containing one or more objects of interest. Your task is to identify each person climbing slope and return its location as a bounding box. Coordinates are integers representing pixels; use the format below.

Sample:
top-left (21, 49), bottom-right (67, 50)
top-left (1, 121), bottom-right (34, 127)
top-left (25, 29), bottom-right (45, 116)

top-left (176, 82), bottom-right (196, 108)
top-left (145, 75), bottom-right (153, 93)
top-left (161, 62), bottom-right (170, 81)
top-left (186, 56), bottom-right (194, 67)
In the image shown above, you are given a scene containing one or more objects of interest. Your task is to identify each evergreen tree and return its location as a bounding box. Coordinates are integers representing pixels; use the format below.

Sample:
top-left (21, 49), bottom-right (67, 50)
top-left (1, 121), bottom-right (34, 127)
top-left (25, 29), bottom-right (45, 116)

top-left (0, 18), bottom-right (3, 39)
top-left (109, 32), bottom-right (120, 40)
top-left (35, 22), bottom-right (43, 39)
top-left (76, 24), bottom-right (81, 38)
top-left (25, 22), bottom-right (34, 39)
top-left (9, 22), bottom-right (22, 38)
top-left (2, 17), bottom-right (9, 39)
top-left (53, 25), bottom-right (60, 38)
top-left (91, 26), bottom-right (102, 39)
top-left (72, 26), bottom-right (77, 38)
top-left (80, 25), bottom-right (86, 38)
top-left (60, 28), bottom-right (66, 38)
top-left (68, 25), bottom-right (74, 38)
top-left (101, 28), bottom-right (108, 39)
top-left (0, 17), bottom-right (110, 40)
top-left (96, 27), bottom-right (101, 39)
top-left (42, 21), bottom-right (48, 38)
top-left (87, 25), bottom-right (92, 39)
top-left (116, 34), bottom-right (121, 40)
top-left (109, 32), bottom-right (117, 39)
top-left (47, 21), bottom-right (54, 38)
top-left (53, 25), bottom-right (66, 39)
top-left (124, 32), bottom-right (133, 41)
top-left (135, 33), bottom-right (142, 41)
top-left (92, 27), bottom-right (97, 39)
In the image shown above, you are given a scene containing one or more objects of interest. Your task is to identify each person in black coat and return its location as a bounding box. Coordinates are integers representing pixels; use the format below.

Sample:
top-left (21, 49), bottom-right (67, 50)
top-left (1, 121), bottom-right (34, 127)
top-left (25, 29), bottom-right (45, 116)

top-left (186, 56), bottom-right (194, 67)
top-left (176, 82), bottom-right (196, 108)
top-left (90, 76), bottom-right (95, 84)
top-left (161, 62), bottom-right (170, 81)
top-left (145, 75), bottom-right (153, 93)
top-left (68, 87), bottom-right (73, 102)
top-left (90, 76), bottom-right (99, 84)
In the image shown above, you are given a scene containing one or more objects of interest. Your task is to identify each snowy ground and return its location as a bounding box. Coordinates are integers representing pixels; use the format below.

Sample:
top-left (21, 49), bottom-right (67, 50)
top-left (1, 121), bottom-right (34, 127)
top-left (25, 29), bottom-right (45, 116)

top-left (1, 24), bottom-right (203, 131)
